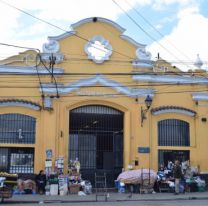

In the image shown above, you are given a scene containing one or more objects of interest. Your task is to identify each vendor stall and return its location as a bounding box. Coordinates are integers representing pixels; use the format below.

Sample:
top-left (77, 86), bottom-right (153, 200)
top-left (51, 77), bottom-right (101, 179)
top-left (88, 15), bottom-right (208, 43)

top-left (117, 169), bottom-right (157, 193)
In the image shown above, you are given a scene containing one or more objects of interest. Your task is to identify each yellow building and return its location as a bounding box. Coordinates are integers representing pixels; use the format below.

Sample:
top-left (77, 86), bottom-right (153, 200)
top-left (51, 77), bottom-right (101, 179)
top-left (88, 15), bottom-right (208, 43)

top-left (0, 17), bottom-right (208, 185)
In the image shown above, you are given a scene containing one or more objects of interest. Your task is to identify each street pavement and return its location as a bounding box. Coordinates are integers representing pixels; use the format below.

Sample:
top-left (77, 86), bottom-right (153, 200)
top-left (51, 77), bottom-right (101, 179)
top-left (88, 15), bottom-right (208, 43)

top-left (2, 191), bottom-right (208, 205)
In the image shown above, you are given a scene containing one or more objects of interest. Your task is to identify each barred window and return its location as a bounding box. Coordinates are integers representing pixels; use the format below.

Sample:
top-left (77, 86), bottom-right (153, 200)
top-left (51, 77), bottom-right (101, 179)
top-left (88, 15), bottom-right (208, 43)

top-left (0, 147), bottom-right (34, 173)
top-left (158, 119), bottom-right (190, 146)
top-left (0, 113), bottom-right (36, 144)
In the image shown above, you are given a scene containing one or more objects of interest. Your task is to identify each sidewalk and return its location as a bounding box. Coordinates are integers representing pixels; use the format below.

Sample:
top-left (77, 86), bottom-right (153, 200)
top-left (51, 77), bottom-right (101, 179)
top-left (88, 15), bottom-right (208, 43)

top-left (7, 191), bottom-right (208, 204)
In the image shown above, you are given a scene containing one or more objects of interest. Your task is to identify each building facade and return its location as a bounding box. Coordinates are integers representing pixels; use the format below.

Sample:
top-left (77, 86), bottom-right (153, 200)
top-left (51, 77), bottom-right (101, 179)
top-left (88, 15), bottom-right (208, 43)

top-left (0, 17), bottom-right (208, 184)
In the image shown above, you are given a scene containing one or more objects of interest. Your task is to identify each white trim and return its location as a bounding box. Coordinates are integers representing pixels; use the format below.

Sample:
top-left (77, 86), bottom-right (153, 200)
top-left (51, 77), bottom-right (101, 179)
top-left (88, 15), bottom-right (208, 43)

top-left (41, 53), bottom-right (64, 64)
top-left (120, 35), bottom-right (146, 47)
top-left (192, 93), bottom-right (208, 101)
top-left (152, 109), bottom-right (195, 117)
top-left (71, 17), bottom-right (126, 33)
top-left (133, 74), bottom-right (208, 84)
top-left (48, 31), bottom-right (76, 41)
top-left (132, 60), bottom-right (153, 69)
top-left (0, 102), bottom-right (41, 111)
top-left (0, 65), bottom-right (64, 74)
top-left (42, 75), bottom-right (155, 97)
top-left (84, 35), bottom-right (112, 64)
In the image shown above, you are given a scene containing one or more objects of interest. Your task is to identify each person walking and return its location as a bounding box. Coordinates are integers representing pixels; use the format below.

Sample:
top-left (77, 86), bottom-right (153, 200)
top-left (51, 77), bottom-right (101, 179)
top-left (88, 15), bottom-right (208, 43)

top-left (173, 160), bottom-right (182, 195)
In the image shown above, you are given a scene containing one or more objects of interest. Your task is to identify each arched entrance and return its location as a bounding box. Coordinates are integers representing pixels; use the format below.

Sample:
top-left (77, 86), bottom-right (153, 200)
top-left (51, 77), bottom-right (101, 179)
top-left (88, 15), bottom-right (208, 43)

top-left (69, 105), bottom-right (123, 187)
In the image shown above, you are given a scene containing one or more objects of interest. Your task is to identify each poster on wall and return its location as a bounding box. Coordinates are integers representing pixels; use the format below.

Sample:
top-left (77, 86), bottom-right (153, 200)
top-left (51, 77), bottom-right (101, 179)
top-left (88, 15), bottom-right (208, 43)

top-left (46, 149), bottom-right (53, 159)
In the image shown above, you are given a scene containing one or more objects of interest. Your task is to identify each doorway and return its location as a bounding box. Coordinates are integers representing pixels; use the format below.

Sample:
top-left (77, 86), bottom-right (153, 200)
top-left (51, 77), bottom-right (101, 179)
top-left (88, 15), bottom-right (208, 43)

top-left (69, 105), bottom-right (124, 187)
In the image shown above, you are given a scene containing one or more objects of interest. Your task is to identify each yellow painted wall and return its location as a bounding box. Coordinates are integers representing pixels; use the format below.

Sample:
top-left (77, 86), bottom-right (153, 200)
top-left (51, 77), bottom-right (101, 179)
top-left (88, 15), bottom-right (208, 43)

top-left (0, 18), bottom-right (208, 175)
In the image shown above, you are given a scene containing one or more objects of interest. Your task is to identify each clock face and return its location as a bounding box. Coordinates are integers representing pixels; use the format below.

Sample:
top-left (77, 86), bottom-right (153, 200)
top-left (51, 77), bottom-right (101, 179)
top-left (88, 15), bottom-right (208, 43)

top-left (84, 35), bottom-right (112, 64)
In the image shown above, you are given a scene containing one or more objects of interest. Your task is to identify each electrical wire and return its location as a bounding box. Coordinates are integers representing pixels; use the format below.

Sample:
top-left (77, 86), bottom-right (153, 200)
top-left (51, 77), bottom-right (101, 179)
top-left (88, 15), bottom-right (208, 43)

top-left (0, 42), bottom-right (40, 52)
top-left (111, 0), bottom-right (193, 70)
top-left (0, 0), bottom-right (135, 61)
top-left (0, 87), bottom-right (207, 98)
top-left (38, 54), bottom-right (59, 98)
top-left (35, 54), bottom-right (45, 107)
top-left (124, 0), bottom-right (193, 62)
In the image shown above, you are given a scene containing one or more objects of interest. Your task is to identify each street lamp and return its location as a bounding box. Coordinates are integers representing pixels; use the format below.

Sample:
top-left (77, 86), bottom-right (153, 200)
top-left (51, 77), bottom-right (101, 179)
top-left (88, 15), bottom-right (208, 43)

top-left (141, 95), bottom-right (153, 127)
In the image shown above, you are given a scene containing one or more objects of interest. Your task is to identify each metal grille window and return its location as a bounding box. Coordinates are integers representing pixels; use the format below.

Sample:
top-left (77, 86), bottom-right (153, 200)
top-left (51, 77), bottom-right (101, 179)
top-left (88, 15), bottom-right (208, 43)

top-left (158, 150), bottom-right (190, 167)
top-left (158, 119), bottom-right (190, 146)
top-left (0, 147), bottom-right (34, 173)
top-left (0, 114), bottom-right (36, 144)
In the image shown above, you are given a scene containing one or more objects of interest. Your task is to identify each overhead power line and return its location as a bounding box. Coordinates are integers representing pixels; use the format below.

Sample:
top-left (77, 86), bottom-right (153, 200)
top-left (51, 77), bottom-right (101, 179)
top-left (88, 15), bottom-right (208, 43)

top-left (0, 0), bottom-right (134, 60)
top-left (124, 0), bottom-right (193, 62)
top-left (111, 0), bottom-right (193, 70)
top-left (0, 42), bottom-right (40, 52)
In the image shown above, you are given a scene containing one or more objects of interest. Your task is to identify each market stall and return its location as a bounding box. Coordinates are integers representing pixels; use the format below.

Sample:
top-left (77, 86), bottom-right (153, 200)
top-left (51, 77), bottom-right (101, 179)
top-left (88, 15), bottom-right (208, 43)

top-left (117, 169), bottom-right (157, 193)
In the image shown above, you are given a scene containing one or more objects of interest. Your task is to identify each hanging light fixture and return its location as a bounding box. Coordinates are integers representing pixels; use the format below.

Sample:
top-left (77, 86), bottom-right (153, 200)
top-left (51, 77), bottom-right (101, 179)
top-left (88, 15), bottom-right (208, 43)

top-left (141, 95), bottom-right (153, 127)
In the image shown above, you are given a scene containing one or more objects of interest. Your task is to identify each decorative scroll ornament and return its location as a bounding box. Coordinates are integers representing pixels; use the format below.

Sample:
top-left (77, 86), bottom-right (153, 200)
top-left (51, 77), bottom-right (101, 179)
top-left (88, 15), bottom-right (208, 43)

top-left (42, 40), bottom-right (60, 53)
top-left (132, 48), bottom-right (153, 69)
top-left (84, 35), bottom-right (112, 64)
top-left (136, 48), bottom-right (151, 60)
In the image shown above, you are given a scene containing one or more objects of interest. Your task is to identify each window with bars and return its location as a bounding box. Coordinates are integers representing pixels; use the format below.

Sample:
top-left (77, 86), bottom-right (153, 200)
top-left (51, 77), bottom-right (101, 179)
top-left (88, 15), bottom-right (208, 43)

top-left (158, 119), bottom-right (190, 146)
top-left (0, 147), bottom-right (34, 173)
top-left (0, 113), bottom-right (36, 144)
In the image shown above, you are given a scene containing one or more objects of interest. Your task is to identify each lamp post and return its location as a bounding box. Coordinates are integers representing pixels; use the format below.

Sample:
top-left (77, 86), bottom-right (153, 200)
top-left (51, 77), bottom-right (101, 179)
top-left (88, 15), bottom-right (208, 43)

top-left (141, 95), bottom-right (153, 127)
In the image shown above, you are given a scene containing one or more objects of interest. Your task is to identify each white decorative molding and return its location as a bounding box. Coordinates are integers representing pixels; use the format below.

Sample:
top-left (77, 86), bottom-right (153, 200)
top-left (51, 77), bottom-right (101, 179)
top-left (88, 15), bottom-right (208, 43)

top-left (25, 53), bottom-right (38, 66)
top-left (0, 65), bottom-right (64, 74)
top-left (84, 35), bottom-right (112, 64)
top-left (120, 35), bottom-right (146, 47)
top-left (48, 31), bottom-right (77, 41)
top-left (152, 109), bottom-right (195, 117)
top-left (41, 40), bottom-right (64, 64)
top-left (0, 100), bottom-right (41, 111)
top-left (47, 17), bottom-right (146, 50)
top-left (41, 75), bottom-right (155, 97)
top-left (192, 93), bottom-right (208, 101)
top-left (132, 60), bottom-right (153, 69)
top-left (136, 48), bottom-right (151, 60)
top-left (40, 53), bottom-right (64, 64)
top-left (42, 40), bottom-right (60, 53)
top-left (132, 74), bottom-right (208, 84)
top-left (71, 17), bottom-right (126, 33)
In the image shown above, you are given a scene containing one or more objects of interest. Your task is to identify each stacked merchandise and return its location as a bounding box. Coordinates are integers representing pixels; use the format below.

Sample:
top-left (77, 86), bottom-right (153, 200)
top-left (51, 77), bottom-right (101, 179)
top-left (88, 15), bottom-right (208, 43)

top-left (0, 173), bottom-right (17, 201)
top-left (58, 175), bottom-right (68, 195)
top-left (0, 172), bottom-right (18, 188)
top-left (68, 159), bottom-right (81, 194)
top-left (48, 174), bottom-right (59, 195)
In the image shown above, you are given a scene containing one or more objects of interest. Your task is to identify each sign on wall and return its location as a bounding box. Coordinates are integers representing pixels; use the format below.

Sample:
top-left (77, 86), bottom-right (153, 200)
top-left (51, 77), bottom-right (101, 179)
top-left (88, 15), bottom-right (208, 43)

top-left (138, 147), bottom-right (150, 153)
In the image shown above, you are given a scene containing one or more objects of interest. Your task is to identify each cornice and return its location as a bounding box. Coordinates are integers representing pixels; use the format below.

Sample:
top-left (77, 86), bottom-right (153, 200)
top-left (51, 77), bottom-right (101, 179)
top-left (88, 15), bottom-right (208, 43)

top-left (71, 17), bottom-right (126, 33)
top-left (0, 65), bottom-right (64, 74)
top-left (48, 31), bottom-right (77, 41)
top-left (192, 93), bottom-right (208, 101)
top-left (132, 74), bottom-right (208, 84)
top-left (120, 35), bottom-right (146, 48)
top-left (42, 75), bottom-right (155, 97)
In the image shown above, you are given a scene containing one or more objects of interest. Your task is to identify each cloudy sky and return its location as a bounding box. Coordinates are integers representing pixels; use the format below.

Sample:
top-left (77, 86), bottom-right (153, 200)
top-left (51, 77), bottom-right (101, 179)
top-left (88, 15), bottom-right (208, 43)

top-left (0, 0), bottom-right (208, 71)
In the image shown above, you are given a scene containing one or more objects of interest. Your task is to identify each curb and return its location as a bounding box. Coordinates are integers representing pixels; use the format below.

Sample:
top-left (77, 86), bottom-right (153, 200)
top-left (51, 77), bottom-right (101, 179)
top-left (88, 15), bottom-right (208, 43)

top-left (6, 196), bottom-right (208, 204)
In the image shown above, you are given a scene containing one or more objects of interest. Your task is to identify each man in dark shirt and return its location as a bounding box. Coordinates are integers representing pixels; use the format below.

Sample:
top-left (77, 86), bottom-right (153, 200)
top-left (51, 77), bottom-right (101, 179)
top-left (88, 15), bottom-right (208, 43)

top-left (35, 170), bottom-right (47, 194)
top-left (173, 160), bottom-right (182, 195)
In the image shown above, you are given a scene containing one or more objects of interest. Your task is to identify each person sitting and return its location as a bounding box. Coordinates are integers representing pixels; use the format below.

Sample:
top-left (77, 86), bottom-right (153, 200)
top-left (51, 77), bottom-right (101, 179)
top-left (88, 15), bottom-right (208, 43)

top-left (159, 164), bottom-right (165, 172)
top-left (35, 170), bottom-right (47, 194)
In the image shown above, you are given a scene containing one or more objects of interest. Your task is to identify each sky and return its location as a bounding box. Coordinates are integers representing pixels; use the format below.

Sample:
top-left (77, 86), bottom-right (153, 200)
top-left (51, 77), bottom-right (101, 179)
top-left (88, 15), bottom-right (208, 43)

top-left (0, 0), bottom-right (208, 71)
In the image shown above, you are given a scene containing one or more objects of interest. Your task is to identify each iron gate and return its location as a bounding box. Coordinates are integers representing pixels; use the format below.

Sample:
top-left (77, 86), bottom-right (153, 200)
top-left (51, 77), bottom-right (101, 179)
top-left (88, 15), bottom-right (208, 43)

top-left (69, 105), bottom-right (123, 187)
